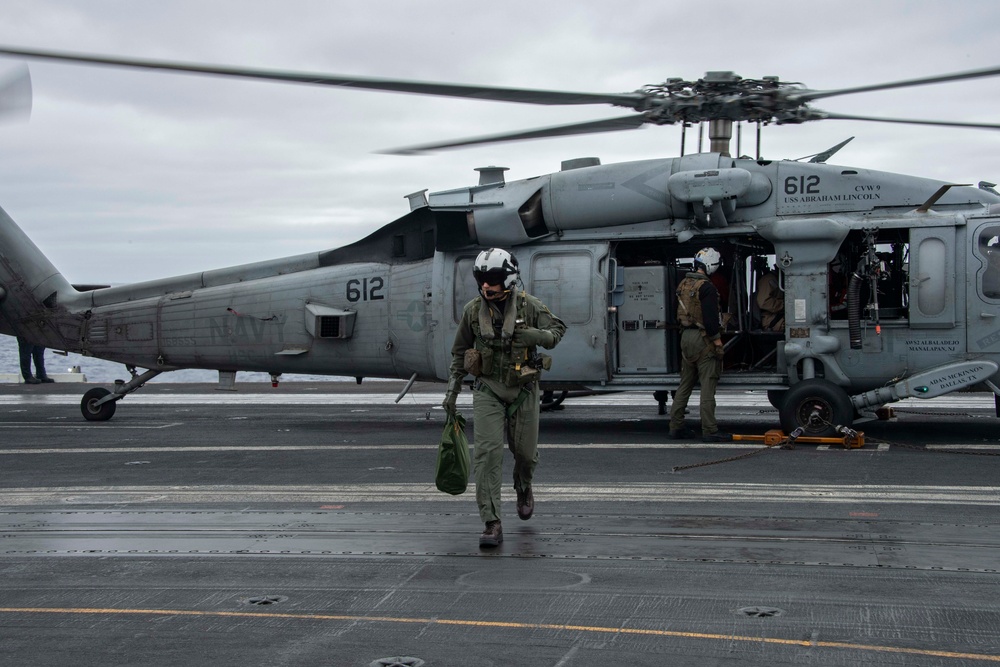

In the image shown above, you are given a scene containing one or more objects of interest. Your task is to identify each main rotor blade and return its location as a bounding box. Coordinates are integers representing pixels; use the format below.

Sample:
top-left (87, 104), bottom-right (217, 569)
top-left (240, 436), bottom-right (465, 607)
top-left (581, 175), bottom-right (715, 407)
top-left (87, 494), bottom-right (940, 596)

top-left (382, 114), bottom-right (650, 155)
top-left (0, 46), bottom-right (645, 108)
top-left (821, 111), bottom-right (1000, 130)
top-left (0, 64), bottom-right (31, 120)
top-left (793, 65), bottom-right (1000, 103)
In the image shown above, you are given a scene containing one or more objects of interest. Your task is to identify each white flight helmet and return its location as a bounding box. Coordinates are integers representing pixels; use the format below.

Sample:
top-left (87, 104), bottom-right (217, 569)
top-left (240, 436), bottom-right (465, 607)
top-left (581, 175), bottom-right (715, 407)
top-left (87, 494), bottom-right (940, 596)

top-left (694, 247), bottom-right (722, 276)
top-left (473, 248), bottom-right (520, 290)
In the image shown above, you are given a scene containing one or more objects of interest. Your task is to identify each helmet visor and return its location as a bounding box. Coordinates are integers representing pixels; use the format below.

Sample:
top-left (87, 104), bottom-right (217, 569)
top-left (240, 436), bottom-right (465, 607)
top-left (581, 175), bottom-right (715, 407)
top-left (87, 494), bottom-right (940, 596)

top-left (474, 269), bottom-right (511, 286)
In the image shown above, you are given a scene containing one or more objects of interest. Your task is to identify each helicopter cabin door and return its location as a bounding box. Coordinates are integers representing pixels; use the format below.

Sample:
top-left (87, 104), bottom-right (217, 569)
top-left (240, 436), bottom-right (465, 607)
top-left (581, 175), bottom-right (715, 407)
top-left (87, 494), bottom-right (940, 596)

top-left (525, 245), bottom-right (609, 382)
top-left (968, 220), bottom-right (1000, 356)
top-left (613, 265), bottom-right (671, 374)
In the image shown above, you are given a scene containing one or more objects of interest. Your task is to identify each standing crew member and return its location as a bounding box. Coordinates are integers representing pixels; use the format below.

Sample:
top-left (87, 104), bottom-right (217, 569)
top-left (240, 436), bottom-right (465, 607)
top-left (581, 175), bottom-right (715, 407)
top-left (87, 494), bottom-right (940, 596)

top-left (669, 248), bottom-right (733, 442)
top-left (17, 335), bottom-right (53, 384)
top-left (442, 248), bottom-right (566, 548)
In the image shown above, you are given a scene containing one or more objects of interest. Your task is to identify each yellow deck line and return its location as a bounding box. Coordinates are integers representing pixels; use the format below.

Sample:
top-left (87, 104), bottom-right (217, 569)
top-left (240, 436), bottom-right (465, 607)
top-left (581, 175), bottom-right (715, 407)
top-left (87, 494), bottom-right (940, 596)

top-left (1, 607), bottom-right (997, 662)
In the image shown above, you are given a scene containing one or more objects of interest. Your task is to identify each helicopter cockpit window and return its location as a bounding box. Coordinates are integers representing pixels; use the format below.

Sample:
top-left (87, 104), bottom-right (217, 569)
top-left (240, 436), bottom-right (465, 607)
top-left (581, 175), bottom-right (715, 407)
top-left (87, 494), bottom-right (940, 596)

top-left (980, 228), bottom-right (1000, 299)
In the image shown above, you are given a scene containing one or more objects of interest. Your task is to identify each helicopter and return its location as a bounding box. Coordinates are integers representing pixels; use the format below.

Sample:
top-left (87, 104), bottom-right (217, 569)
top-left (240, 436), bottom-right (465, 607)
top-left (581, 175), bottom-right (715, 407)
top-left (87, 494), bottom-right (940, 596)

top-left (1, 46), bottom-right (1000, 436)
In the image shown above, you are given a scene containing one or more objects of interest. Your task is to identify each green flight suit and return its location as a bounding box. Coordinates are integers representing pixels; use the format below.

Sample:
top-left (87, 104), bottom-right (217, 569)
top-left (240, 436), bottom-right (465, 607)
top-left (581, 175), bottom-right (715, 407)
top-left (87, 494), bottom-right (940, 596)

top-left (449, 291), bottom-right (566, 523)
top-left (670, 272), bottom-right (724, 436)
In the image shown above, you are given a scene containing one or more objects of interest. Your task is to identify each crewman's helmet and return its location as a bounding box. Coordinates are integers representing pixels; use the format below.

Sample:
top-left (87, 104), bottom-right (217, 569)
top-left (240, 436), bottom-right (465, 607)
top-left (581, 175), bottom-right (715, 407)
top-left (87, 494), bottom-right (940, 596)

top-left (694, 247), bottom-right (722, 276)
top-left (473, 248), bottom-right (520, 290)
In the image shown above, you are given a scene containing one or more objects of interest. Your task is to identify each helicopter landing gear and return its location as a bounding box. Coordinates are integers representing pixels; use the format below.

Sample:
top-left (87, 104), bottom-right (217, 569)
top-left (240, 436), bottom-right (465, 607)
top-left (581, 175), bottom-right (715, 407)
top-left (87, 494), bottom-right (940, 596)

top-left (653, 390), bottom-right (672, 415)
top-left (778, 379), bottom-right (853, 438)
top-left (81, 387), bottom-right (116, 421)
top-left (79, 368), bottom-right (163, 421)
top-left (540, 390), bottom-right (568, 411)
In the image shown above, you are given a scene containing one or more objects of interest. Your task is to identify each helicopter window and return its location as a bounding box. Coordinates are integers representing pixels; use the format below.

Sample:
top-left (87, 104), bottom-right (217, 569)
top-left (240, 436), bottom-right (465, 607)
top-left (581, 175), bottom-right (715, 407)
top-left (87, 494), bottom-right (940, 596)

top-left (915, 238), bottom-right (947, 316)
top-left (980, 228), bottom-right (1000, 299)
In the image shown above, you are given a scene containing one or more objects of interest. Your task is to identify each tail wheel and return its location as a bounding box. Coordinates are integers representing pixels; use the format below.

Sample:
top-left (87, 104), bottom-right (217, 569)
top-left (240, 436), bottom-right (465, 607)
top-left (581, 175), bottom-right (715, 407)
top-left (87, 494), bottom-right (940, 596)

top-left (778, 379), bottom-right (853, 437)
top-left (81, 387), bottom-right (117, 422)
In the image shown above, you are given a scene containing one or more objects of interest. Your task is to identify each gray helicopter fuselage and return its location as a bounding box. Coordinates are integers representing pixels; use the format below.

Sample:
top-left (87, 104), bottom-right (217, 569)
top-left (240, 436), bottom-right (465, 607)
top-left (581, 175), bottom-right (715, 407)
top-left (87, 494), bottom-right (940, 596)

top-left (3, 153), bottom-right (999, 424)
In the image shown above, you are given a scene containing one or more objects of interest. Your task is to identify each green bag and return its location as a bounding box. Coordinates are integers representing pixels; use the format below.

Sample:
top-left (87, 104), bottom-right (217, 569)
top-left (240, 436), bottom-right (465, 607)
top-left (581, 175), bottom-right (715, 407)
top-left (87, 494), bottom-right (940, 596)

top-left (435, 413), bottom-right (470, 495)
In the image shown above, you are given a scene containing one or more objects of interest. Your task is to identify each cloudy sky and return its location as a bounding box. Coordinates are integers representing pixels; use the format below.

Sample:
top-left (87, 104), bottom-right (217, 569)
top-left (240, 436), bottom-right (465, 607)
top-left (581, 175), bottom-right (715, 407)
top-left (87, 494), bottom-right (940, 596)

top-left (0, 0), bottom-right (998, 284)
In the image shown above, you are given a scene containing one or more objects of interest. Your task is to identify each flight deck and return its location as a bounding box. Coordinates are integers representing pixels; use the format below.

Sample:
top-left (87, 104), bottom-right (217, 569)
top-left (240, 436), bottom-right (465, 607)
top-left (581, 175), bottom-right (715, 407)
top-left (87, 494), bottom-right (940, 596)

top-left (1, 381), bottom-right (999, 666)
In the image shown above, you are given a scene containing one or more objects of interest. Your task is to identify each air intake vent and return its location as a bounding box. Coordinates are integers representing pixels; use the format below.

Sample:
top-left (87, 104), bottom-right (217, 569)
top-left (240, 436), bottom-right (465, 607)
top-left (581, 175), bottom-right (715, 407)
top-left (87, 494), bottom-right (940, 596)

top-left (319, 316), bottom-right (340, 338)
top-left (305, 303), bottom-right (356, 340)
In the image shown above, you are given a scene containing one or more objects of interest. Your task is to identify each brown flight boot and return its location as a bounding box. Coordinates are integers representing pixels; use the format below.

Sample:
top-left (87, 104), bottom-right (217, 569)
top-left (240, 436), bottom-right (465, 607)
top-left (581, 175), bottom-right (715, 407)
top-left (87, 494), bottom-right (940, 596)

top-left (516, 486), bottom-right (534, 521)
top-left (479, 520), bottom-right (503, 548)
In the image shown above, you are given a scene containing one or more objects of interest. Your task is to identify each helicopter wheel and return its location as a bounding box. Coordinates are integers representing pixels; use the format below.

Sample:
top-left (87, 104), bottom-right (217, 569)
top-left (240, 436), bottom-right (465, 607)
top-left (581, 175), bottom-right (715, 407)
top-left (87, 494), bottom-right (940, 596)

top-left (540, 390), bottom-right (568, 411)
top-left (81, 387), bottom-right (117, 422)
top-left (778, 379), bottom-right (852, 438)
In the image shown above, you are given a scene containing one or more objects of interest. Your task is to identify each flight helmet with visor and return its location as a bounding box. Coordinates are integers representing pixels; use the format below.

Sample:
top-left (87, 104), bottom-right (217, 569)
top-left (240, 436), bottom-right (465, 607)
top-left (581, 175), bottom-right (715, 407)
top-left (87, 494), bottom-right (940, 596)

top-left (473, 248), bottom-right (520, 298)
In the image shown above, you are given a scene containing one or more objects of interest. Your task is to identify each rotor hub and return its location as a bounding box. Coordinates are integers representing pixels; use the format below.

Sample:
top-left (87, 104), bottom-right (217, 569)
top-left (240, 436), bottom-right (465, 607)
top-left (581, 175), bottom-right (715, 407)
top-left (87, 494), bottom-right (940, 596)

top-left (638, 73), bottom-right (807, 126)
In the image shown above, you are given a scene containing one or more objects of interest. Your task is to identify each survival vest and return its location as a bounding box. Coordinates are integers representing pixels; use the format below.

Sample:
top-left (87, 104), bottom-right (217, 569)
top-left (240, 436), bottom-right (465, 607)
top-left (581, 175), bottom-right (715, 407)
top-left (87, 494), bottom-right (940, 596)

top-left (676, 273), bottom-right (708, 330)
top-left (468, 293), bottom-right (537, 387)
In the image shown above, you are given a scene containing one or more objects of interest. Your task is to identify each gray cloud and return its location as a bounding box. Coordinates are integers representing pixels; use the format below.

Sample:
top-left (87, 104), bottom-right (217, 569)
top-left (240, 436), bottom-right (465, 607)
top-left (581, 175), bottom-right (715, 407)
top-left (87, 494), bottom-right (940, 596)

top-left (0, 0), bottom-right (998, 282)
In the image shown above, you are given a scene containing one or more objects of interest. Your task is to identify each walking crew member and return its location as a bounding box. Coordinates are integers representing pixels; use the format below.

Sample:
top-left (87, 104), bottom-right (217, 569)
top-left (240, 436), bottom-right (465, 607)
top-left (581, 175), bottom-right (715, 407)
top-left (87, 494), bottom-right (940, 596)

top-left (669, 248), bottom-right (733, 442)
top-left (443, 248), bottom-right (566, 548)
